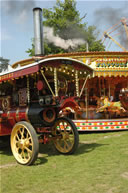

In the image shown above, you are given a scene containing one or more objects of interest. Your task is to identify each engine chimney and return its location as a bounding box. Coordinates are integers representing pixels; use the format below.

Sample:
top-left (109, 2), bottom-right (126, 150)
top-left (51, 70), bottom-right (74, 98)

top-left (33, 7), bottom-right (44, 56)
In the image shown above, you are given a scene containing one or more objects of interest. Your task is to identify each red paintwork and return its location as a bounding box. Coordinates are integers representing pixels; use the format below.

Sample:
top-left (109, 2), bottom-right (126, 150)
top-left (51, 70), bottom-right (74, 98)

top-left (59, 97), bottom-right (79, 110)
top-left (0, 107), bottom-right (28, 136)
top-left (0, 119), bottom-right (12, 136)
top-left (0, 65), bottom-right (39, 83)
top-left (37, 80), bottom-right (44, 90)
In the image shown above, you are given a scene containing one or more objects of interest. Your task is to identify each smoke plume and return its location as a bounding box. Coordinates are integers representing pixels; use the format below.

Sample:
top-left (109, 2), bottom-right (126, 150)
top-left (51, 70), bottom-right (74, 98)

top-left (2, 0), bottom-right (36, 24)
top-left (94, 2), bottom-right (128, 49)
top-left (44, 27), bottom-right (85, 50)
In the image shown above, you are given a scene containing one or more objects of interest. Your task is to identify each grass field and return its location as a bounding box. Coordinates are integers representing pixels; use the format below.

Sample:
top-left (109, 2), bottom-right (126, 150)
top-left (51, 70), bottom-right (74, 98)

top-left (0, 131), bottom-right (128, 193)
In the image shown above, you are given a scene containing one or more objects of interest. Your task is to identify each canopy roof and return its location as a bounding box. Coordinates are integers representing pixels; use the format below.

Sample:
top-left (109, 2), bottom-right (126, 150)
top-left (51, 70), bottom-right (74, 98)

top-left (0, 57), bottom-right (94, 83)
top-left (0, 51), bottom-right (127, 82)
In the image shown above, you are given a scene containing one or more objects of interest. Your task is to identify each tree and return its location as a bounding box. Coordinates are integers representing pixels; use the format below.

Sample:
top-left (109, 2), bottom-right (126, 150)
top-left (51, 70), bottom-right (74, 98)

top-left (26, 0), bottom-right (105, 56)
top-left (0, 57), bottom-right (9, 73)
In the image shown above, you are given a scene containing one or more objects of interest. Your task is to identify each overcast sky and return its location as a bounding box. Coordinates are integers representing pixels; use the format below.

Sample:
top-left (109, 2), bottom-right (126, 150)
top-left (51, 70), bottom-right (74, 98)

top-left (0, 0), bottom-right (128, 65)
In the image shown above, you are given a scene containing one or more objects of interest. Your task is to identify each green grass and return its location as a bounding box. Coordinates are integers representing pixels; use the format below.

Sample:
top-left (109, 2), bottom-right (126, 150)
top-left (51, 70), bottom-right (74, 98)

top-left (0, 131), bottom-right (128, 193)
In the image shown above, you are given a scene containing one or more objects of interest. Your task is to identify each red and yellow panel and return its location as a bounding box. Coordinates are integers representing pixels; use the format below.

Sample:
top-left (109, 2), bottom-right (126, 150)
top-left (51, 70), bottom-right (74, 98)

top-left (73, 119), bottom-right (128, 131)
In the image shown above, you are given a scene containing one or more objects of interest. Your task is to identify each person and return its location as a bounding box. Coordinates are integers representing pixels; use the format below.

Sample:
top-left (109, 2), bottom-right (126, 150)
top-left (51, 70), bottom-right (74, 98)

top-left (109, 95), bottom-right (114, 102)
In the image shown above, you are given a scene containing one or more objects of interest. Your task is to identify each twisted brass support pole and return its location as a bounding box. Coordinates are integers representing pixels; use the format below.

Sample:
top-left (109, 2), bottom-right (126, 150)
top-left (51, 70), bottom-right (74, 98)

top-left (40, 70), bottom-right (55, 97)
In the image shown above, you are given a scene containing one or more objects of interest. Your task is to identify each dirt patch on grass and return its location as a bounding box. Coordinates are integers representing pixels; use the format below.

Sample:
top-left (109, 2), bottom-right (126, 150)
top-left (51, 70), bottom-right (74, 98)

top-left (80, 132), bottom-right (126, 144)
top-left (107, 187), bottom-right (117, 193)
top-left (121, 172), bottom-right (128, 179)
top-left (0, 163), bottom-right (17, 169)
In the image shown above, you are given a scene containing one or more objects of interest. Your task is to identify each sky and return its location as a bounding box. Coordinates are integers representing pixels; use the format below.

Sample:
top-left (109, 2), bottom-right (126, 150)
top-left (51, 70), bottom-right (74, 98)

top-left (0, 0), bottom-right (128, 65)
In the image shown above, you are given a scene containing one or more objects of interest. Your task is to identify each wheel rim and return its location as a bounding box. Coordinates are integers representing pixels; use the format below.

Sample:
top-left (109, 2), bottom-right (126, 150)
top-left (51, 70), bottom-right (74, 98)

top-left (11, 124), bottom-right (34, 165)
top-left (52, 119), bottom-right (75, 153)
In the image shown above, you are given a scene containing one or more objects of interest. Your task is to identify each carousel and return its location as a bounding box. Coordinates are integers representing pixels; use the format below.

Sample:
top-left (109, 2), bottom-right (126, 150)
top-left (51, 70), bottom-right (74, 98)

top-left (66, 51), bottom-right (128, 131)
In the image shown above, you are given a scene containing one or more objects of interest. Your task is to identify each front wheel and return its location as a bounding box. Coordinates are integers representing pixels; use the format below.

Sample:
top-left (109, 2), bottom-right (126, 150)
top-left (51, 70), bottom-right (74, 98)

top-left (11, 121), bottom-right (39, 165)
top-left (52, 117), bottom-right (79, 154)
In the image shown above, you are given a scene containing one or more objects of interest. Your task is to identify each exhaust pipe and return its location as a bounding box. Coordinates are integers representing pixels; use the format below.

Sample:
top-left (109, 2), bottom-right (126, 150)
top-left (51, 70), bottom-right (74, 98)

top-left (33, 7), bottom-right (44, 56)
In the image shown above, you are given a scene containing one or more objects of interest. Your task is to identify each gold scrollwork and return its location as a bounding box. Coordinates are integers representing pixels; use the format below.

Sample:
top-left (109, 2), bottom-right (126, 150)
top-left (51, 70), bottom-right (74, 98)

top-left (2, 98), bottom-right (10, 111)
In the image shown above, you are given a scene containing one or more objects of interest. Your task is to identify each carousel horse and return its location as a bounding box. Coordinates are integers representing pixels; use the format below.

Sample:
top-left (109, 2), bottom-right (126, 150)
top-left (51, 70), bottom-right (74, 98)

top-left (97, 96), bottom-right (126, 113)
top-left (59, 97), bottom-right (81, 117)
top-left (59, 107), bottom-right (75, 117)
top-left (59, 106), bottom-right (82, 117)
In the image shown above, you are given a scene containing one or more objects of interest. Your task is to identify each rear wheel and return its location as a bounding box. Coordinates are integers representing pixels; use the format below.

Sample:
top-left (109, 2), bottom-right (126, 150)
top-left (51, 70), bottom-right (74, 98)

top-left (52, 117), bottom-right (79, 154)
top-left (11, 121), bottom-right (39, 165)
